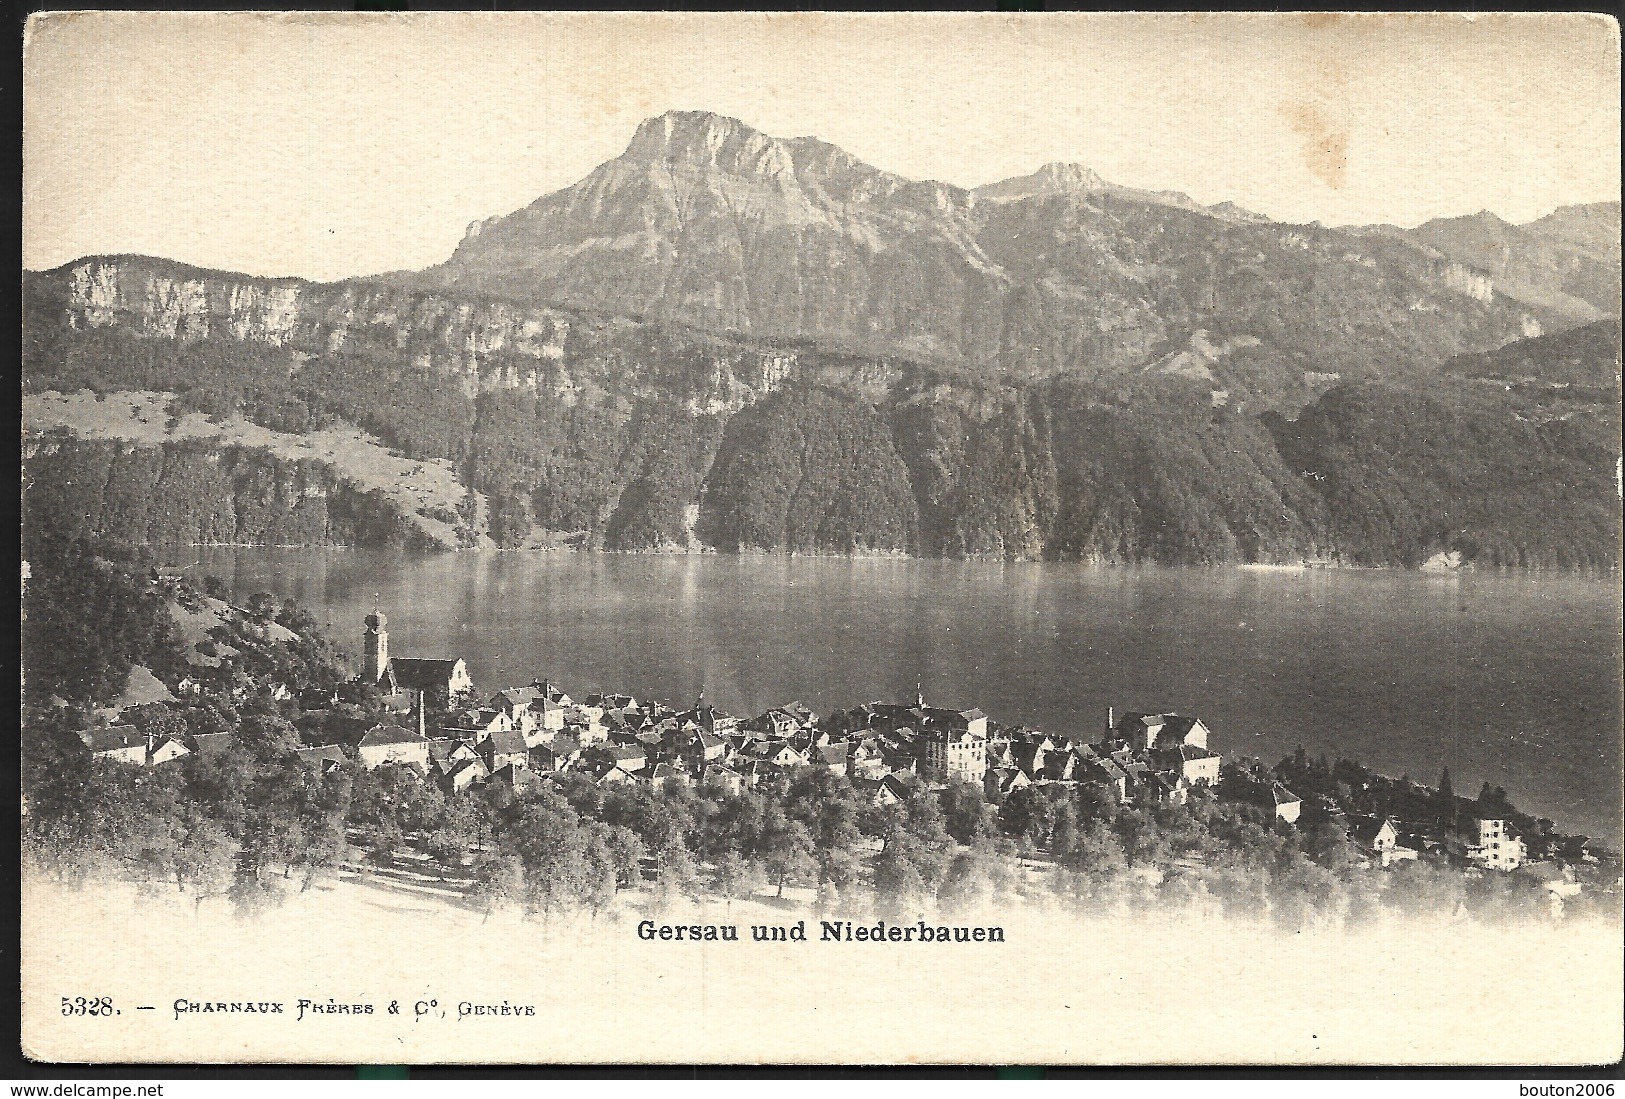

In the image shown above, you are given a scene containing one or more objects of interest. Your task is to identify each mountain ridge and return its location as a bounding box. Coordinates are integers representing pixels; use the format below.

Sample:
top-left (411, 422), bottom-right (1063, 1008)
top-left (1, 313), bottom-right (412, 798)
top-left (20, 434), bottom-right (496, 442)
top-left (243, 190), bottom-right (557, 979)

top-left (403, 110), bottom-right (1587, 387)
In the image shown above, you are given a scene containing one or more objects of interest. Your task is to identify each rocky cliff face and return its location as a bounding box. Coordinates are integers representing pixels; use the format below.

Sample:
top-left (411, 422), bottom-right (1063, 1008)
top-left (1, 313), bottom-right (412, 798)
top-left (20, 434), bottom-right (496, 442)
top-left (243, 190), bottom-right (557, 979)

top-left (39, 255), bottom-right (801, 415)
top-left (1359, 203), bottom-right (1622, 324)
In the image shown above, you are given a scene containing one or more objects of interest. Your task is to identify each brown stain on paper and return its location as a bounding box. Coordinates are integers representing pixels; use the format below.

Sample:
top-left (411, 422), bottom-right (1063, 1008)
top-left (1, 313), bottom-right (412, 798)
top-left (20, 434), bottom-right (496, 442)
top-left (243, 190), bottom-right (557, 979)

top-left (1283, 99), bottom-right (1349, 189)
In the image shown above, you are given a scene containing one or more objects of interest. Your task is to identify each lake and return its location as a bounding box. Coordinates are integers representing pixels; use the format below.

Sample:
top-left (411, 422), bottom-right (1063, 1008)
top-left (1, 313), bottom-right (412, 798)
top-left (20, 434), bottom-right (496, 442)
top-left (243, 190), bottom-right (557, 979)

top-left (189, 548), bottom-right (1624, 845)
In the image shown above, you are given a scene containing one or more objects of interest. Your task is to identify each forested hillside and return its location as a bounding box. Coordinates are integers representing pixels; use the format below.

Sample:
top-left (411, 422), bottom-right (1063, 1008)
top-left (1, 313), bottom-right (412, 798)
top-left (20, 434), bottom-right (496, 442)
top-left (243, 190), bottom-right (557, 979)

top-left (1270, 381), bottom-right (1620, 568)
top-left (24, 432), bottom-right (433, 550)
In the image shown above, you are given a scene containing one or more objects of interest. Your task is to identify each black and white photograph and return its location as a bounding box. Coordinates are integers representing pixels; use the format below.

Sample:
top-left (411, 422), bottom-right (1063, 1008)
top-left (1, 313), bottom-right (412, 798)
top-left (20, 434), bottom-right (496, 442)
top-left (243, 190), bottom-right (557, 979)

top-left (16, 10), bottom-right (1624, 1067)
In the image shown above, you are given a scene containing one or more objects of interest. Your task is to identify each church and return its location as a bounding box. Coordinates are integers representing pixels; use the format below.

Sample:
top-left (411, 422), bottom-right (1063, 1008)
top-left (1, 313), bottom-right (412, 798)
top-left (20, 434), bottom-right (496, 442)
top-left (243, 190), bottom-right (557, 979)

top-left (359, 612), bottom-right (474, 709)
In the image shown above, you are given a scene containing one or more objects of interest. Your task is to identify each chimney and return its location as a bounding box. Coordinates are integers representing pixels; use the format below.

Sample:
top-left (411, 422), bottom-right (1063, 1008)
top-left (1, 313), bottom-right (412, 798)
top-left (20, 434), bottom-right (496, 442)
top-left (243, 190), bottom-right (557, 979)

top-left (1107, 705), bottom-right (1114, 737)
top-left (417, 690), bottom-right (426, 739)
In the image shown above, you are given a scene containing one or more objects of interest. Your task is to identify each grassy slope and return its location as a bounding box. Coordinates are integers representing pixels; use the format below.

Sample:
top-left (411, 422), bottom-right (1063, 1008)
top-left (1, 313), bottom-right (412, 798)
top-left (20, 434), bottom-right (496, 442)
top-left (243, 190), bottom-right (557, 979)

top-left (23, 390), bottom-right (485, 550)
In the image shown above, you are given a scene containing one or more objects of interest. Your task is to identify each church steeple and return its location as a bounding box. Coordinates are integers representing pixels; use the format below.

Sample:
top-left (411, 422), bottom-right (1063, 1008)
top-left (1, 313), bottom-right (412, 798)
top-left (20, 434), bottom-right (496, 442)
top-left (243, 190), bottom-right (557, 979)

top-left (363, 611), bottom-right (389, 686)
top-left (915, 680), bottom-right (925, 709)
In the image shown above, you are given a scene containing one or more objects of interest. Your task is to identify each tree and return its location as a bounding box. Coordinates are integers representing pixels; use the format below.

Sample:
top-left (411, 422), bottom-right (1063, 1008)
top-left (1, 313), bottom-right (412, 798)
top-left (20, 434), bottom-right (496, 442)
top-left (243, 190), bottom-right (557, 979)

top-left (938, 781), bottom-right (999, 846)
top-left (872, 829), bottom-right (932, 919)
top-left (468, 854), bottom-right (525, 922)
top-left (650, 841), bottom-right (703, 915)
top-left (602, 825), bottom-right (646, 888)
top-left (760, 814), bottom-right (817, 899)
top-left (171, 809), bottom-right (240, 910)
top-left (1383, 858), bottom-right (1466, 920)
top-left (1061, 821), bottom-right (1128, 875)
top-left (246, 592), bottom-right (281, 621)
top-left (712, 851), bottom-right (766, 907)
top-left (21, 534), bottom-right (182, 705)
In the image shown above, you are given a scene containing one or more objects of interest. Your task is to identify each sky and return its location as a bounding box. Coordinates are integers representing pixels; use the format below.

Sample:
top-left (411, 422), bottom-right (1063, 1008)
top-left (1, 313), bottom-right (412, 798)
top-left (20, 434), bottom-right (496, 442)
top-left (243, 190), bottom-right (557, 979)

top-left (22, 11), bottom-right (1622, 281)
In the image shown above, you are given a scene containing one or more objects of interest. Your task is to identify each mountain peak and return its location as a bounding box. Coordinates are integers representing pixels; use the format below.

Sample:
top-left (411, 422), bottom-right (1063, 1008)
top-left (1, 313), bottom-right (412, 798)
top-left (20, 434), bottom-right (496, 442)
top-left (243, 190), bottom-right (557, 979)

top-left (1035, 162), bottom-right (1109, 190)
top-left (623, 110), bottom-right (781, 170)
top-left (974, 162), bottom-right (1109, 203)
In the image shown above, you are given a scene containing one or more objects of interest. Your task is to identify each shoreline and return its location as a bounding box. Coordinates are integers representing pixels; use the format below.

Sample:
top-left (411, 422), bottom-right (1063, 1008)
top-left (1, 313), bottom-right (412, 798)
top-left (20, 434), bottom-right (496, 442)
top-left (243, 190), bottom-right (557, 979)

top-left (141, 540), bottom-right (1625, 575)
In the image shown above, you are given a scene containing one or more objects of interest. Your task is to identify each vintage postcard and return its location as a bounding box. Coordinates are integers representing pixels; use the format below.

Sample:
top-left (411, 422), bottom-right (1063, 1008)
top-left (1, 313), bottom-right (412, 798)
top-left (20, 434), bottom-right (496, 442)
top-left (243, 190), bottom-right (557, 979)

top-left (18, 10), bottom-right (1623, 1066)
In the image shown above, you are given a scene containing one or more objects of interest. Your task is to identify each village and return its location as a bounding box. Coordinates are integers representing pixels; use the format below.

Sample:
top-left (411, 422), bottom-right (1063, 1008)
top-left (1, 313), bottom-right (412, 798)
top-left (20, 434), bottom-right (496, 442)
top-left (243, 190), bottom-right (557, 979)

top-left (74, 591), bottom-right (1609, 915)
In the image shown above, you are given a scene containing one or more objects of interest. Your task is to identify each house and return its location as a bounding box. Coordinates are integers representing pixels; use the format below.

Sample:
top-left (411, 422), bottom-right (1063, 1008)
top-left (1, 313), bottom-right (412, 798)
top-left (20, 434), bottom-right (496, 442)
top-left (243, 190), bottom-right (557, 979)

top-left (854, 777), bottom-right (895, 808)
top-left (455, 707), bottom-right (514, 739)
top-left (1109, 711), bottom-right (1212, 752)
top-left (428, 737), bottom-right (483, 781)
top-left (147, 735), bottom-right (193, 766)
top-left (701, 764), bottom-right (745, 797)
top-left (989, 766), bottom-right (1031, 797)
top-left (1270, 783), bottom-right (1303, 824)
top-left (490, 685), bottom-right (542, 717)
top-left (392, 658), bottom-right (474, 701)
top-left (1009, 741), bottom-right (1047, 781)
top-left (947, 707), bottom-right (989, 738)
top-left (445, 756), bottom-right (490, 793)
top-left (1037, 749), bottom-right (1078, 785)
top-left (584, 757), bottom-right (637, 786)
top-left (848, 741), bottom-right (889, 779)
top-left (1457, 817), bottom-right (1526, 872)
top-left (489, 763), bottom-right (539, 794)
top-left (590, 743), bottom-right (647, 774)
top-left (569, 696), bottom-right (606, 728)
top-left (565, 706), bottom-right (608, 746)
top-left (747, 701), bottom-right (819, 736)
top-left (1351, 815), bottom-right (1399, 857)
top-left (535, 732), bottom-right (582, 770)
top-left (686, 698), bottom-right (739, 736)
top-left (1153, 743), bottom-right (1222, 787)
top-left (294, 744), bottom-right (348, 776)
top-left (425, 738), bottom-right (460, 777)
top-left (1077, 748), bottom-right (1129, 801)
top-left (357, 723), bottom-right (430, 770)
top-left (863, 772), bottom-right (919, 807)
top-left (680, 730), bottom-right (728, 771)
top-left (527, 741), bottom-right (564, 774)
top-left (745, 741), bottom-right (806, 769)
top-left (85, 726), bottom-right (150, 765)
top-left (816, 742), bottom-right (850, 777)
top-left (1141, 770), bottom-right (1190, 807)
top-left (1111, 711), bottom-right (1167, 751)
top-left (527, 698), bottom-right (568, 738)
top-left (648, 762), bottom-right (686, 791)
top-left (480, 728), bottom-right (530, 773)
